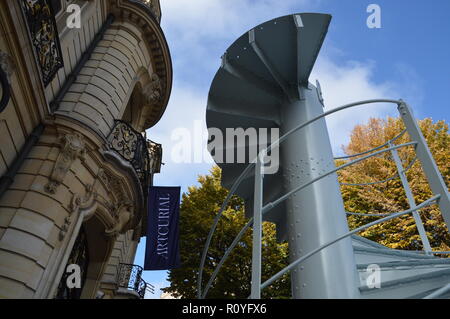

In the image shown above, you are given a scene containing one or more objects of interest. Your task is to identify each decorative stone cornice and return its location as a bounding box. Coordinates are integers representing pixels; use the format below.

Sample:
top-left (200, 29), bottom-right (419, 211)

top-left (108, 0), bottom-right (173, 129)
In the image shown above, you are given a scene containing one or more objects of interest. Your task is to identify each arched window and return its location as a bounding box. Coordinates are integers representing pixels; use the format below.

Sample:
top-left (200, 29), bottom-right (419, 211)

top-left (55, 227), bottom-right (90, 299)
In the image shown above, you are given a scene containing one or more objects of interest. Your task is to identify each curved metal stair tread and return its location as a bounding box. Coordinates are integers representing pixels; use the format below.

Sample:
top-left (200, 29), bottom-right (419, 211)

top-left (353, 246), bottom-right (437, 262)
top-left (351, 235), bottom-right (392, 250)
top-left (359, 268), bottom-right (450, 299)
top-left (206, 13), bottom-right (335, 252)
top-left (357, 259), bottom-right (450, 290)
top-left (357, 258), bottom-right (450, 270)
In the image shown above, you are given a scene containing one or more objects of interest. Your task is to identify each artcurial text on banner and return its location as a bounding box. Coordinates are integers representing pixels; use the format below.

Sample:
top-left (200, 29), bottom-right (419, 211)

top-left (145, 186), bottom-right (181, 270)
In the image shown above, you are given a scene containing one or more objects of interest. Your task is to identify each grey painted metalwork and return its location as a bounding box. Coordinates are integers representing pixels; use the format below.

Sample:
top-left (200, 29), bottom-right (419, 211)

top-left (200, 140), bottom-right (419, 298)
top-left (423, 283), bottom-right (450, 299)
top-left (199, 98), bottom-right (408, 298)
top-left (262, 142), bottom-right (417, 214)
top-left (260, 195), bottom-right (440, 291)
top-left (390, 142), bottom-right (433, 254)
top-left (251, 157), bottom-right (264, 299)
top-left (197, 163), bottom-right (254, 298)
top-left (398, 101), bottom-right (450, 229)
top-left (334, 129), bottom-right (406, 160)
top-left (278, 86), bottom-right (360, 299)
top-left (201, 12), bottom-right (450, 299)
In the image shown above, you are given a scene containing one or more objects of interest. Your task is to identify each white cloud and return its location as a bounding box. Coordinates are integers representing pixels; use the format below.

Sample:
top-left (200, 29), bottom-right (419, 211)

top-left (311, 57), bottom-right (399, 154)
top-left (161, 0), bottom-right (318, 39)
top-left (147, 83), bottom-right (213, 191)
top-left (160, 0), bottom-right (321, 85)
top-left (148, 1), bottom-right (409, 185)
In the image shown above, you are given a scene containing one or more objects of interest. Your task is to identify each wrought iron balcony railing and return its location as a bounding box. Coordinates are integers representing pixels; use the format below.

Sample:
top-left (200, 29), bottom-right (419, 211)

top-left (148, 140), bottom-right (163, 174)
top-left (20, 0), bottom-right (64, 86)
top-left (107, 120), bottom-right (163, 192)
top-left (117, 263), bottom-right (154, 299)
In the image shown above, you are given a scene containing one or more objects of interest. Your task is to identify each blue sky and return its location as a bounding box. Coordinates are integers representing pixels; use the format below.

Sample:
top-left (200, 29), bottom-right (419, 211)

top-left (137, 0), bottom-right (450, 298)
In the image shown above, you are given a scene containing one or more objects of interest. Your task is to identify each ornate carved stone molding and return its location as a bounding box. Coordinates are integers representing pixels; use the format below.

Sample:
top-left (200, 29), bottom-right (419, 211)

top-left (110, 1), bottom-right (172, 129)
top-left (143, 73), bottom-right (162, 105)
top-left (46, 133), bottom-right (86, 194)
top-left (70, 184), bottom-right (97, 215)
top-left (0, 51), bottom-right (15, 84)
top-left (105, 201), bottom-right (135, 237)
top-left (59, 184), bottom-right (97, 240)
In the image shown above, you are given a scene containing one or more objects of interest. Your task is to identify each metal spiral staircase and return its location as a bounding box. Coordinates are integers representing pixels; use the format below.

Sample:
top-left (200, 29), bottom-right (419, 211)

top-left (198, 13), bottom-right (450, 299)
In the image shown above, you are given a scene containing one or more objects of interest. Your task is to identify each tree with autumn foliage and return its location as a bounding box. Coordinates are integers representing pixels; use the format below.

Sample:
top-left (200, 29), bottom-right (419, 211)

top-left (162, 166), bottom-right (290, 299)
top-left (337, 117), bottom-right (450, 252)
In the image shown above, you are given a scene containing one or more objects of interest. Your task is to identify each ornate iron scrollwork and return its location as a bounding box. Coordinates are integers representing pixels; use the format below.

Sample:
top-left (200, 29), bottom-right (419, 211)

top-left (148, 140), bottom-right (163, 174)
top-left (117, 263), bottom-right (154, 299)
top-left (107, 121), bottom-right (151, 189)
top-left (20, 0), bottom-right (64, 86)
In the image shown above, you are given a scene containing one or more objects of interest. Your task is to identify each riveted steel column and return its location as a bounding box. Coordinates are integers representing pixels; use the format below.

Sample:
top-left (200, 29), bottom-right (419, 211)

top-left (398, 102), bottom-right (450, 230)
top-left (251, 157), bottom-right (264, 299)
top-left (390, 143), bottom-right (433, 255)
top-left (280, 85), bottom-right (360, 299)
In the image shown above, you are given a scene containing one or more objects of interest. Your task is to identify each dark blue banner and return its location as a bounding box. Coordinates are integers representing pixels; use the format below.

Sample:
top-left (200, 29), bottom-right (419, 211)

top-left (144, 186), bottom-right (181, 270)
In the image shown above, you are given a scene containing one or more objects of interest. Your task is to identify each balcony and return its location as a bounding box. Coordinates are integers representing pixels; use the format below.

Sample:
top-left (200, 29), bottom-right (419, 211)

top-left (107, 120), bottom-right (162, 192)
top-left (117, 263), bottom-right (154, 299)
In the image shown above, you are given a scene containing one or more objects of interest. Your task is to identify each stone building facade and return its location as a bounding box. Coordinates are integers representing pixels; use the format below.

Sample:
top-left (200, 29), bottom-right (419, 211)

top-left (0, 0), bottom-right (172, 299)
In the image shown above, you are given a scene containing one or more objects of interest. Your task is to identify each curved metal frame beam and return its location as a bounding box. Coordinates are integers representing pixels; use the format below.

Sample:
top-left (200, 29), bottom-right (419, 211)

top-left (198, 99), bottom-right (403, 298)
top-left (200, 142), bottom-right (417, 298)
top-left (262, 142), bottom-right (417, 214)
top-left (339, 155), bottom-right (417, 187)
top-left (260, 195), bottom-right (441, 291)
top-left (423, 283), bottom-right (450, 299)
top-left (334, 129), bottom-right (406, 160)
top-left (197, 163), bottom-right (255, 298)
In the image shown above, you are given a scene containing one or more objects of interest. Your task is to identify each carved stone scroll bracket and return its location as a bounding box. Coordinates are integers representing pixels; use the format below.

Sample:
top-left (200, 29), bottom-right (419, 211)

top-left (104, 201), bottom-right (135, 237)
top-left (59, 184), bottom-right (97, 241)
top-left (45, 133), bottom-right (86, 194)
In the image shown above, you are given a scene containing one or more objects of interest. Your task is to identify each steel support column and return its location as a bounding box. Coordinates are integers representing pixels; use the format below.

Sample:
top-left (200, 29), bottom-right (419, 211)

top-left (250, 158), bottom-right (264, 299)
top-left (279, 85), bottom-right (360, 298)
